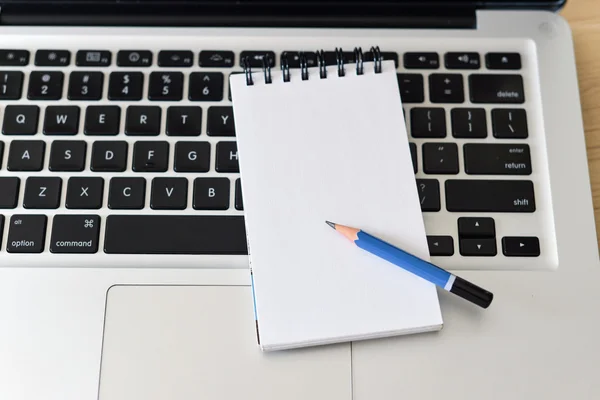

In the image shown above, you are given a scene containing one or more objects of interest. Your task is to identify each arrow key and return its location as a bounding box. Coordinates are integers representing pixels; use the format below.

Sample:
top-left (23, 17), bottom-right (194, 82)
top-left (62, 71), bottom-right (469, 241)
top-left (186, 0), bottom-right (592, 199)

top-left (460, 238), bottom-right (497, 256)
top-left (502, 236), bottom-right (540, 257)
top-left (427, 235), bottom-right (454, 256)
top-left (458, 217), bottom-right (495, 238)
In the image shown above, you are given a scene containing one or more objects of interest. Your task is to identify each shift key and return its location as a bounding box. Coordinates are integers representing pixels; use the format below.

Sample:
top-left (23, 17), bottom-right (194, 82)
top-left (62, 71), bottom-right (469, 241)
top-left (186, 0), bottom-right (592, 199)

top-left (7, 214), bottom-right (47, 253)
top-left (445, 180), bottom-right (535, 212)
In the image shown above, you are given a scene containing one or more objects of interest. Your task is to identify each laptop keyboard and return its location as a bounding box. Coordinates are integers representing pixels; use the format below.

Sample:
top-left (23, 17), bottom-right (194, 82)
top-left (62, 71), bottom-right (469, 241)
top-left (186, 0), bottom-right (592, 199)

top-left (0, 40), bottom-right (554, 270)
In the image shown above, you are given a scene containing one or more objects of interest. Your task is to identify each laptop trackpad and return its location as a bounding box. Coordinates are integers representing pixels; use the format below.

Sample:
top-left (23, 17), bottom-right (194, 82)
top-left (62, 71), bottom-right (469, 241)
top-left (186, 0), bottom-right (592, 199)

top-left (98, 285), bottom-right (352, 400)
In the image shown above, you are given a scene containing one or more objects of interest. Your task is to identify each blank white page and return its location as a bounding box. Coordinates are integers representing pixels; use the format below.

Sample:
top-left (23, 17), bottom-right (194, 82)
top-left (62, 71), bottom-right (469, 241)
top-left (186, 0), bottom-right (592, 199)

top-left (230, 60), bottom-right (442, 351)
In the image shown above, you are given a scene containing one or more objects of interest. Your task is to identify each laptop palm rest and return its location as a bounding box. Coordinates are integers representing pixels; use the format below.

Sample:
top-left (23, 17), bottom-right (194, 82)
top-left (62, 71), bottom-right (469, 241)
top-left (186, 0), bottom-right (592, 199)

top-left (98, 285), bottom-right (352, 400)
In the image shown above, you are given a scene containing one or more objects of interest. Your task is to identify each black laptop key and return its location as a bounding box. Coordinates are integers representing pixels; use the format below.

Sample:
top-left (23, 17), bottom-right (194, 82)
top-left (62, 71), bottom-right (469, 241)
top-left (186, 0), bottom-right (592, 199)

top-left (458, 217), bottom-right (495, 238)
top-left (108, 72), bottom-right (144, 101)
top-left (460, 238), bottom-right (497, 256)
top-left (422, 143), bottom-right (459, 174)
top-left (281, 51), bottom-right (317, 68)
top-left (28, 71), bottom-right (64, 100)
top-left (502, 237), bottom-right (540, 257)
top-left (125, 106), bottom-right (161, 136)
top-left (174, 142), bottom-right (210, 172)
top-left (445, 52), bottom-right (480, 69)
top-left (429, 74), bottom-right (464, 103)
top-left (199, 51), bottom-right (235, 68)
top-left (409, 142), bottom-right (417, 173)
top-left (397, 74), bottom-right (424, 103)
top-left (117, 50), bottom-right (152, 67)
top-left (35, 50), bottom-right (70, 67)
top-left (0, 141), bottom-right (3, 168)
top-left (228, 72), bottom-right (244, 101)
top-left (492, 109), bottom-right (528, 138)
top-left (104, 215), bottom-right (247, 255)
top-left (469, 74), bottom-right (525, 104)
top-left (76, 50), bottom-right (111, 67)
top-left (68, 71), bottom-right (104, 100)
top-left (416, 179), bottom-right (441, 212)
top-left (451, 108), bottom-right (486, 138)
top-left (50, 215), bottom-right (101, 254)
top-left (84, 106), bottom-right (121, 136)
top-left (148, 71), bottom-right (184, 101)
top-left (166, 106), bottom-right (202, 136)
top-left (133, 141), bottom-right (169, 172)
top-left (193, 178), bottom-right (230, 210)
top-left (235, 178), bottom-right (243, 211)
top-left (410, 108), bottom-right (446, 138)
top-left (43, 106), bottom-right (80, 135)
top-left (0, 215), bottom-right (3, 249)
top-left (158, 51), bottom-right (193, 67)
top-left (216, 142), bottom-right (239, 173)
top-left (91, 141), bottom-right (128, 172)
top-left (0, 50), bottom-right (29, 66)
top-left (49, 141), bottom-right (86, 171)
top-left (0, 177), bottom-right (20, 209)
top-left (3, 105), bottom-right (39, 135)
top-left (445, 180), bottom-right (535, 212)
top-left (189, 72), bottom-right (224, 101)
top-left (66, 177), bottom-right (104, 209)
top-left (207, 107), bottom-right (235, 136)
top-left (322, 51), bottom-right (354, 66)
top-left (240, 51), bottom-right (276, 68)
top-left (464, 144), bottom-right (532, 175)
top-left (486, 53), bottom-right (521, 70)
top-left (109, 178), bottom-right (146, 209)
top-left (404, 52), bottom-right (439, 69)
top-left (7, 215), bottom-right (47, 253)
top-left (427, 236), bottom-right (454, 256)
top-left (364, 51), bottom-right (399, 68)
top-left (151, 178), bottom-right (188, 210)
top-left (0, 71), bottom-right (24, 99)
top-left (23, 177), bottom-right (62, 209)
top-left (8, 141), bottom-right (45, 171)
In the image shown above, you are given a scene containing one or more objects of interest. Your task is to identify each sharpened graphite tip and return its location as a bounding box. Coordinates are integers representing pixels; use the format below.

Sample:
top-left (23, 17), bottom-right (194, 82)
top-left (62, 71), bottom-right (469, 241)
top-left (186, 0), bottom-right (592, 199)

top-left (325, 221), bottom-right (336, 229)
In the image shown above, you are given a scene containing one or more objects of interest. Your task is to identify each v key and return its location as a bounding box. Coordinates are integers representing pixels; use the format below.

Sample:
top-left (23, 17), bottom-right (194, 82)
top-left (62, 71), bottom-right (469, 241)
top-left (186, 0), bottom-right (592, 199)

top-left (151, 178), bottom-right (188, 210)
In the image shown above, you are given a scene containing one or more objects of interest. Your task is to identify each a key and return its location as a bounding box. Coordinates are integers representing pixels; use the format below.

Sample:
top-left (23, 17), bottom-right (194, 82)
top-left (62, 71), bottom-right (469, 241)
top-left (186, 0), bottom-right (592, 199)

top-left (451, 108), bottom-right (486, 138)
top-left (0, 71), bottom-right (24, 100)
top-left (68, 71), bottom-right (104, 100)
top-left (2, 105), bottom-right (39, 135)
top-left (43, 106), bottom-right (80, 135)
top-left (445, 180), bottom-right (535, 212)
top-left (239, 51), bottom-right (276, 68)
top-left (404, 52), bottom-right (439, 69)
top-left (460, 238), bottom-right (497, 256)
top-left (429, 74), bottom-right (464, 103)
top-left (125, 106), bottom-right (161, 136)
top-left (464, 144), bottom-right (532, 175)
top-left (458, 217), bottom-right (495, 238)
top-left (104, 215), bottom-right (247, 254)
top-left (148, 71), bottom-right (184, 101)
top-left (0, 50), bottom-right (29, 66)
top-left (235, 178), bottom-right (243, 211)
top-left (216, 142), bottom-right (239, 173)
top-left (422, 143), bottom-right (459, 174)
top-left (151, 178), bottom-right (188, 210)
top-left (28, 71), bottom-right (64, 100)
top-left (158, 51), bottom-right (193, 67)
top-left (427, 236), bottom-right (454, 256)
top-left (23, 177), bottom-right (62, 209)
top-left (174, 142), bottom-right (211, 172)
top-left (0, 177), bottom-right (20, 208)
top-left (492, 109), bottom-right (528, 138)
top-left (193, 178), bottom-right (230, 210)
top-left (7, 214), bottom-right (47, 253)
top-left (75, 50), bottom-right (111, 67)
top-left (410, 108), bottom-right (446, 138)
top-left (207, 106), bottom-right (235, 136)
top-left (409, 142), bottom-right (417, 173)
top-left (469, 74), bottom-right (525, 104)
top-left (35, 50), bottom-right (70, 66)
top-left (108, 177), bottom-right (146, 209)
top-left (84, 106), bottom-right (121, 136)
top-left (49, 215), bottom-right (101, 254)
top-left (133, 141), bottom-right (169, 172)
top-left (117, 50), bottom-right (153, 67)
top-left (486, 53), bottom-right (521, 70)
top-left (397, 74), bottom-right (424, 103)
top-left (189, 72), bottom-right (224, 101)
top-left (445, 52), bottom-right (480, 69)
top-left (49, 141), bottom-right (86, 171)
top-left (199, 50), bottom-right (235, 68)
top-left (502, 237), bottom-right (540, 257)
top-left (108, 72), bottom-right (143, 101)
top-left (281, 51), bottom-right (318, 68)
top-left (8, 140), bottom-right (45, 171)
top-left (416, 179), bottom-right (441, 212)
top-left (91, 141), bottom-right (128, 172)
top-left (66, 177), bottom-right (104, 209)
top-left (166, 106), bottom-right (202, 136)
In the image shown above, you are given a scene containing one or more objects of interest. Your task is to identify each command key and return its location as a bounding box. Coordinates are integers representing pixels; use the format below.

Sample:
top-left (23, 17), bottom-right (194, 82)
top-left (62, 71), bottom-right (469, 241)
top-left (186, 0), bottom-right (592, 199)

top-left (7, 215), bottom-right (47, 253)
top-left (50, 215), bottom-right (100, 254)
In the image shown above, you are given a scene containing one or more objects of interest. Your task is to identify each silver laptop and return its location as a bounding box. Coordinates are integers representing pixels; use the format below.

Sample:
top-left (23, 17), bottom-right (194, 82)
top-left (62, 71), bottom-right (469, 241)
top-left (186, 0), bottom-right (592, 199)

top-left (1, 0), bottom-right (598, 399)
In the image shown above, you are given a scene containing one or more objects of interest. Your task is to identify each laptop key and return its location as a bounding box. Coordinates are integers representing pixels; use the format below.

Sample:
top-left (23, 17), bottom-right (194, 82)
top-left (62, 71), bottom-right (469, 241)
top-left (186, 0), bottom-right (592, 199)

top-left (125, 106), bottom-right (161, 136)
top-left (445, 180), bottom-right (535, 212)
top-left (460, 238), bottom-right (497, 256)
top-left (416, 179), bottom-right (441, 212)
top-left (148, 71), bottom-right (183, 101)
top-left (174, 142), bottom-right (210, 172)
top-left (422, 143), bottom-right (459, 174)
top-left (0, 177), bottom-right (20, 209)
top-left (49, 141), bottom-right (86, 171)
top-left (207, 106), bottom-right (235, 137)
top-left (427, 236), bottom-right (454, 256)
top-left (68, 72), bottom-right (104, 100)
top-left (0, 141), bottom-right (3, 168)
top-left (189, 72), bottom-right (224, 101)
top-left (486, 53), bottom-right (521, 70)
top-left (0, 215), bottom-right (3, 249)
top-left (409, 142), bottom-right (417, 173)
top-left (84, 106), bottom-right (121, 136)
top-left (76, 50), bottom-right (111, 67)
top-left (158, 51), bottom-right (193, 67)
top-left (133, 141), bottom-right (169, 172)
top-left (199, 51), bottom-right (235, 68)
top-left (151, 178), bottom-right (188, 210)
top-left (66, 177), bottom-right (104, 209)
top-left (44, 106), bottom-right (80, 135)
top-left (492, 109), bottom-right (528, 138)
top-left (7, 214), bottom-right (47, 253)
top-left (91, 141), bottom-right (128, 172)
top-left (28, 71), bottom-right (64, 100)
top-left (458, 217), bottom-right (495, 238)
top-left (49, 215), bottom-right (101, 254)
top-left (281, 51), bottom-right (317, 68)
top-left (429, 74), bottom-right (464, 103)
top-left (240, 51), bottom-right (276, 68)
top-left (469, 74), bottom-right (525, 104)
top-left (166, 106), bottom-right (202, 136)
top-left (445, 52), bottom-right (480, 69)
top-left (35, 50), bottom-right (70, 67)
top-left (410, 108), bottom-right (446, 138)
top-left (365, 51), bottom-right (399, 67)
top-left (464, 144), bottom-right (531, 175)
top-left (502, 237), bottom-right (540, 257)
top-left (451, 108), bottom-right (486, 138)
top-left (404, 52), bottom-right (439, 69)
top-left (117, 50), bottom-right (152, 67)
top-left (0, 71), bottom-right (24, 100)
top-left (3, 105), bottom-right (39, 135)
top-left (23, 177), bottom-right (62, 209)
top-left (216, 142), bottom-right (239, 173)
top-left (397, 74), bottom-right (424, 103)
top-left (108, 72), bottom-right (144, 101)
top-left (109, 177), bottom-right (146, 209)
top-left (0, 50), bottom-right (29, 66)
top-left (235, 178), bottom-right (244, 211)
top-left (8, 141), bottom-right (45, 171)
top-left (193, 178), bottom-right (230, 210)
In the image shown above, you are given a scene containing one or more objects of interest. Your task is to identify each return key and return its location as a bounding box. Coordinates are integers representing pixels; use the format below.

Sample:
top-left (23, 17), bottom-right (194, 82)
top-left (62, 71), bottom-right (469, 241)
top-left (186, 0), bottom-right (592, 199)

top-left (464, 144), bottom-right (531, 175)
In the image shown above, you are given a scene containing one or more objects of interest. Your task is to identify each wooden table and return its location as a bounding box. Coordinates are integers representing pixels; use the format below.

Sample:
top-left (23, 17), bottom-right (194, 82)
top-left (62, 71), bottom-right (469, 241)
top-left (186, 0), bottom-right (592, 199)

top-left (561, 0), bottom-right (600, 246)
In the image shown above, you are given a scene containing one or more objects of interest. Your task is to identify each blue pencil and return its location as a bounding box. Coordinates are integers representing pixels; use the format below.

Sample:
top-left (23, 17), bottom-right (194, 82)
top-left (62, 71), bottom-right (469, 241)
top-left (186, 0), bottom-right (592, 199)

top-left (326, 221), bottom-right (493, 309)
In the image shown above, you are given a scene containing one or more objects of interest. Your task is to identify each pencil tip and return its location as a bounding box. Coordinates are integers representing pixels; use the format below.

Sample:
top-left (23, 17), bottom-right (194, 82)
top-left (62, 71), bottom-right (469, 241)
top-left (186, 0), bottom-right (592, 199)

top-left (325, 220), bottom-right (336, 230)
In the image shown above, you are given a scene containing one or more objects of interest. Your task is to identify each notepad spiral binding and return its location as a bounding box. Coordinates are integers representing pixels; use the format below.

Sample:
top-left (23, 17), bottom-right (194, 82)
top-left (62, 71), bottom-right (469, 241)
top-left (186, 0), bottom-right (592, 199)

top-left (242, 46), bottom-right (383, 86)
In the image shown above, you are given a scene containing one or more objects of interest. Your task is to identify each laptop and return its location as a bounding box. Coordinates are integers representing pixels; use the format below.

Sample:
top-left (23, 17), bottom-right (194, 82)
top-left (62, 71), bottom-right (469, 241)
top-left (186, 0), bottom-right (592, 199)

top-left (1, 0), bottom-right (598, 399)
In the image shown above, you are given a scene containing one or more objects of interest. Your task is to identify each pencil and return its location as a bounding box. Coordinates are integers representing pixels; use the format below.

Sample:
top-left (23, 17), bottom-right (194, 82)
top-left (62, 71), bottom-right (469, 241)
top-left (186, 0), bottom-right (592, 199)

top-left (326, 221), bottom-right (493, 309)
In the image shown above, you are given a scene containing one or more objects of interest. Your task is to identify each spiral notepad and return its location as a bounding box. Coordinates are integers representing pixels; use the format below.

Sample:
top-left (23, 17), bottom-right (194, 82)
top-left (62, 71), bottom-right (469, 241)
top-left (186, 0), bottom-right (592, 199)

top-left (230, 49), bottom-right (443, 351)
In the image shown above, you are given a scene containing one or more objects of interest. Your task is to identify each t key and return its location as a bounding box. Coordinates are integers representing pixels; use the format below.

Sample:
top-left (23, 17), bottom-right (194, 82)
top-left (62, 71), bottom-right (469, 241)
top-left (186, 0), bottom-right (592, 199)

top-left (189, 72), bottom-right (224, 101)
top-left (166, 106), bottom-right (202, 136)
top-left (7, 214), bottom-right (47, 253)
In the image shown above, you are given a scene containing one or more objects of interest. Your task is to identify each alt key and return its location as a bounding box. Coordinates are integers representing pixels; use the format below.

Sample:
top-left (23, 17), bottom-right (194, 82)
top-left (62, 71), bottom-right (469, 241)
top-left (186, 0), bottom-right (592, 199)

top-left (6, 214), bottom-right (47, 253)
